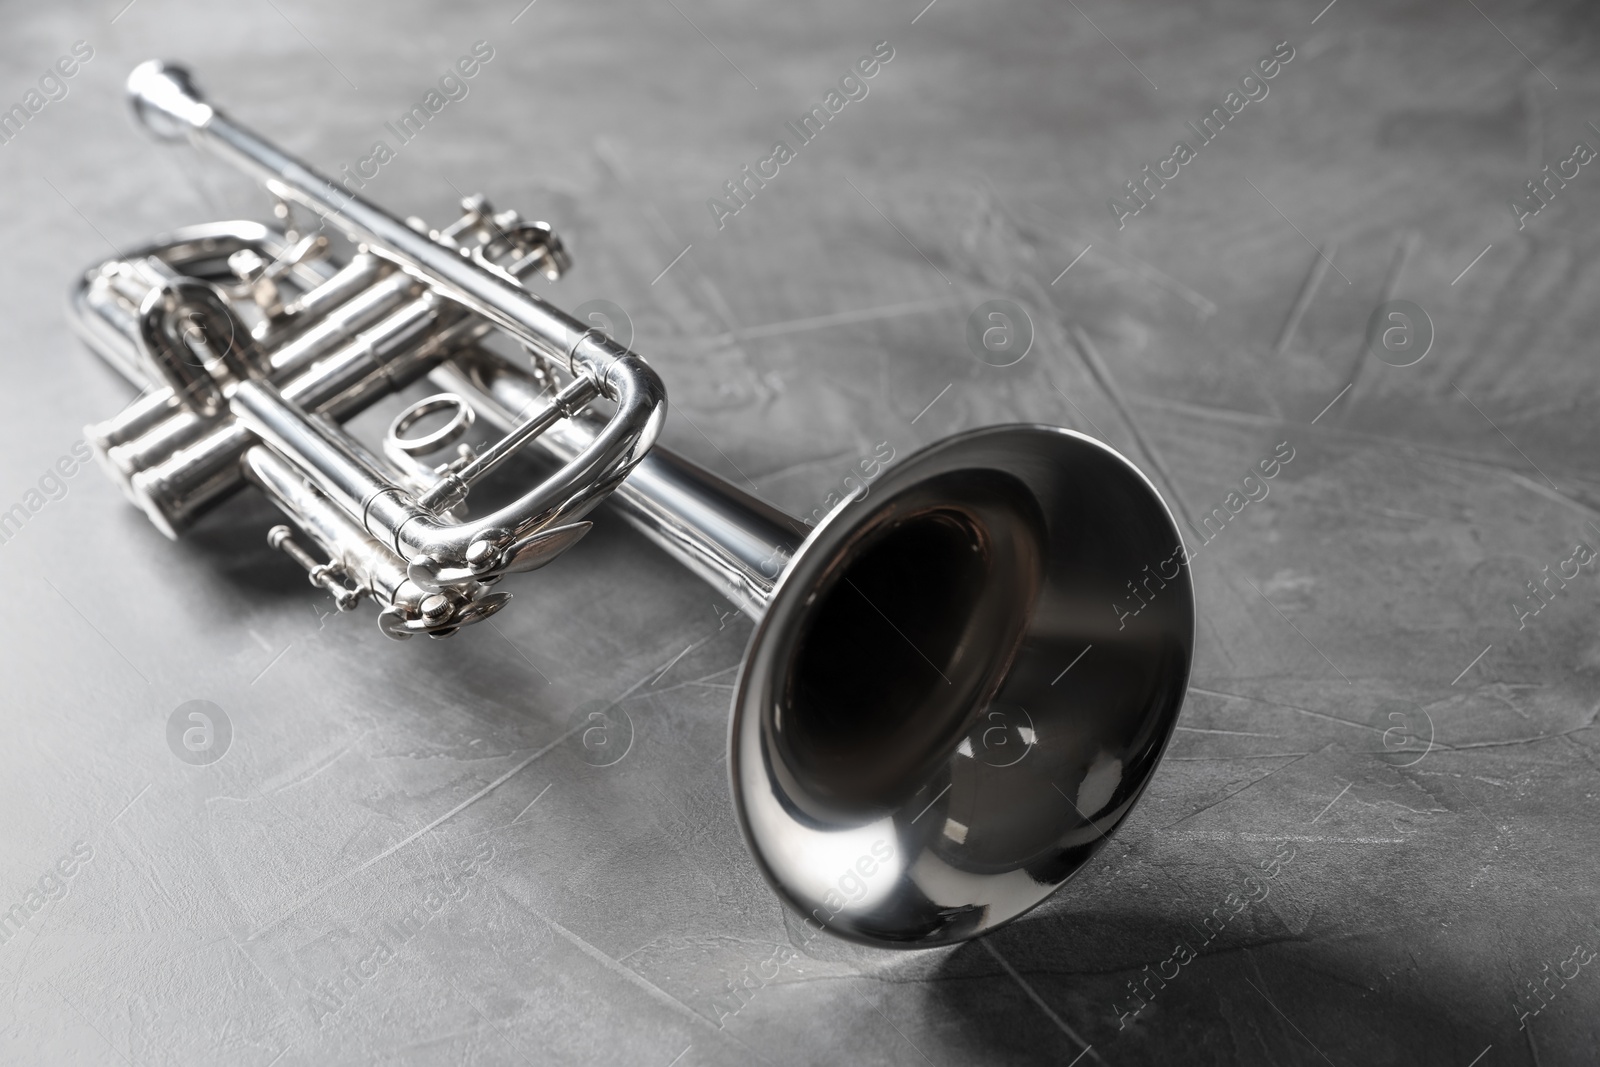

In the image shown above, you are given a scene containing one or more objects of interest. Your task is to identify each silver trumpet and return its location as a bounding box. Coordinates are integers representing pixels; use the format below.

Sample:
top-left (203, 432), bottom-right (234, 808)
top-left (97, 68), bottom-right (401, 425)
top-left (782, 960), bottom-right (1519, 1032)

top-left (73, 62), bottom-right (1195, 947)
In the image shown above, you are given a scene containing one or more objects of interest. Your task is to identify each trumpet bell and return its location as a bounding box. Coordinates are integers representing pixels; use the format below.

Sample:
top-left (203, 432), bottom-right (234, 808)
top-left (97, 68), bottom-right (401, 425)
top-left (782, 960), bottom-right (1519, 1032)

top-left (734, 425), bottom-right (1194, 947)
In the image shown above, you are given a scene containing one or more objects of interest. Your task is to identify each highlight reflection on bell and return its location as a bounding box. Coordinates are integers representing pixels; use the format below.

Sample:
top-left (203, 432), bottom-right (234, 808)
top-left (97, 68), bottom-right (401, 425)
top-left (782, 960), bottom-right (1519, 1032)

top-left (77, 60), bottom-right (1196, 950)
top-left (964, 704), bottom-right (1037, 768)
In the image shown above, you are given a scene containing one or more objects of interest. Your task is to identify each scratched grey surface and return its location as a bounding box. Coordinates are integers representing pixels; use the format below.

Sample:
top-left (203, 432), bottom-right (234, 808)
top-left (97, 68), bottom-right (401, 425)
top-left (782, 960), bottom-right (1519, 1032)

top-left (1, 0), bottom-right (1597, 1064)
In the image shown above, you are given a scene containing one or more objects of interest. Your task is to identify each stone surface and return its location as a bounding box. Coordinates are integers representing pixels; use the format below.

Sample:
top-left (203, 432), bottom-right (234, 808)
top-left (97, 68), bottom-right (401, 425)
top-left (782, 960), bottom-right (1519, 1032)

top-left (0, 0), bottom-right (1596, 1064)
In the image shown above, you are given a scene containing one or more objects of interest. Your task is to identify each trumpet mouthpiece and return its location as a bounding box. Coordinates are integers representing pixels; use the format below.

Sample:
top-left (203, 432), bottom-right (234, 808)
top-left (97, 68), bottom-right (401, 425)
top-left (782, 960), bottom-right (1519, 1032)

top-left (127, 61), bottom-right (211, 141)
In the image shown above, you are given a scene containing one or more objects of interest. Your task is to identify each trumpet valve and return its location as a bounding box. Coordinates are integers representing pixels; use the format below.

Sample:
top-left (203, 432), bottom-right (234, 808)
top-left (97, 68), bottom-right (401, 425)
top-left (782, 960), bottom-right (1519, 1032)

top-left (434, 196), bottom-right (570, 282)
top-left (492, 216), bottom-right (570, 281)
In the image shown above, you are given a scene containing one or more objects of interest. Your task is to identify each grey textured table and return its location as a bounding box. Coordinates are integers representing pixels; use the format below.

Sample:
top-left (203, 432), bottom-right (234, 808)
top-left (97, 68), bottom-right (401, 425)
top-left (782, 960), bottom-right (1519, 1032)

top-left (2, 1), bottom-right (1596, 1064)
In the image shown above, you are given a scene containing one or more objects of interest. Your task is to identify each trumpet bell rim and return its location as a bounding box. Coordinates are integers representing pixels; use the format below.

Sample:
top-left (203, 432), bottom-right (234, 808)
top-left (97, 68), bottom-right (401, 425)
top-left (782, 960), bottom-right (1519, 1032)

top-left (729, 424), bottom-right (1196, 948)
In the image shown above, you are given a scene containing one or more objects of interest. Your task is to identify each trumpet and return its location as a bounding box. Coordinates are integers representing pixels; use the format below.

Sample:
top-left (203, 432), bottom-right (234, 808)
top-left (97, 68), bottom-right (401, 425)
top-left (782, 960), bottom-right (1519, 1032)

top-left (73, 61), bottom-right (1195, 947)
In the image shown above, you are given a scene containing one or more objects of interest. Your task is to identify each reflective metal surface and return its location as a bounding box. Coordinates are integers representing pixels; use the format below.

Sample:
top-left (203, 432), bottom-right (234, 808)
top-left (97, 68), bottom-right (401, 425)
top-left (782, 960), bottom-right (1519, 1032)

top-left (433, 347), bottom-right (1197, 947)
top-left (432, 350), bottom-right (808, 620)
top-left (117, 60), bottom-right (668, 632)
top-left (75, 61), bottom-right (1195, 948)
top-left (737, 426), bottom-right (1194, 946)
